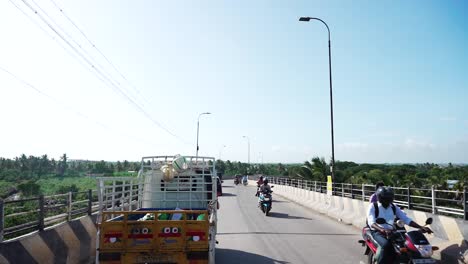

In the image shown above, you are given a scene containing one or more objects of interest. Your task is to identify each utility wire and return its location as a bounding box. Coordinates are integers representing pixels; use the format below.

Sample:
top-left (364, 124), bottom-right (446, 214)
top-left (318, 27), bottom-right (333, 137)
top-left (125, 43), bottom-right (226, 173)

top-left (22, 0), bottom-right (187, 144)
top-left (7, 0), bottom-right (55, 40)
top-left (15, 0), bottom-right (190, 145)
top-left (29, 0), bottom-right (141, 108)
top-left (7, 0), bottom-right (86, 69)
top-left (0, 66), bottom-right (160, 148)
top-left (49, 0), bottom-right (151, 106)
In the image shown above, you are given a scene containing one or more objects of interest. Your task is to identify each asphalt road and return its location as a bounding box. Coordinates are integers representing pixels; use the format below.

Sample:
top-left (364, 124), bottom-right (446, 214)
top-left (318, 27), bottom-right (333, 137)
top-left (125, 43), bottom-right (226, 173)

top-left (215, 180), bottom-right (365, 264)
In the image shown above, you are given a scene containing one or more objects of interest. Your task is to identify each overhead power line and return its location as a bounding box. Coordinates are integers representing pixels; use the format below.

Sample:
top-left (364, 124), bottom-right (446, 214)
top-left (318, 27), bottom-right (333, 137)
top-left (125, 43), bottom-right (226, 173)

top-left (12, 0), bottom-right (190, 145)
top-left (28, 0), bottom-right (141, 109)
top-left (7, 0), bottom-right (55, 39)
top-left (0, 65), bottom-right (159, 148)
top-left (48, 0), bottom-right (150, 106)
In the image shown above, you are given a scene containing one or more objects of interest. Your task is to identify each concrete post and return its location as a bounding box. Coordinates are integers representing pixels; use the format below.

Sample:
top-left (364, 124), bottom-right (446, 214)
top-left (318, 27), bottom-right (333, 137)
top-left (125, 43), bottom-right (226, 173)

top-left (68, 191), bottom-right (73, 221)
top-left (87, 189), bottom-right (92, 216)
top-left (0, 199), bottom-right (4, 242)
top-left (38, 195), bottom-right (45, 231)
top-left (431, 186), bottom-right (436, 214)
top-left (362, 184), bottom-right (365, 201)
top-left (407, 187), bottom-right (412, 210)
top-left (464, 187), bottom-right (467, 221)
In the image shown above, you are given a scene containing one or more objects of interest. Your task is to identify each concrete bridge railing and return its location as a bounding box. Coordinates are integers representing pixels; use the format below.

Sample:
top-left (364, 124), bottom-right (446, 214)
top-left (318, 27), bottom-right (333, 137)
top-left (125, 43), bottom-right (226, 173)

top-left (260, 180), bottom-right (467, 264)
top-left (0, 215), bottom-right (97, 264)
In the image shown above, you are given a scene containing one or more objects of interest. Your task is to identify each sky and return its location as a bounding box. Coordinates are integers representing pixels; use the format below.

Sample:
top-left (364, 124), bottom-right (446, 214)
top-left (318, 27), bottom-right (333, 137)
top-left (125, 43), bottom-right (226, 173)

top-left (0, 0), bottom-right (467, 164)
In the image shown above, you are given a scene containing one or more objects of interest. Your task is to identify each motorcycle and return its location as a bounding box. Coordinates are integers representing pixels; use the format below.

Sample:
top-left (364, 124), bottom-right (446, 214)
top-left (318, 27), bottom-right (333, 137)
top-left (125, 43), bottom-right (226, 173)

top-left (234, 178), bottom-right (240, 185)
top-left (258, 186), bottom-right (274, 216)
top-left (242, 178), bottom-right (248, 186)
top-left (358, 217), bottom-right (438, 264)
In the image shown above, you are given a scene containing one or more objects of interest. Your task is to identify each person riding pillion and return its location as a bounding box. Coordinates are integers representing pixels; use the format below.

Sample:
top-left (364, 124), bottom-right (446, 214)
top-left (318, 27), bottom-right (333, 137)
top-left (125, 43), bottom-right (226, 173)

top-left (369, 181), bottom-right (385, 203)
top-left (259, 178), bottom-right (272, 194)
top-left (255, 176), bottom-right (265, 196)
top-left (367, 187), bottom-right (432, 264)
top-left (257, 176), bottom-right (264, 186)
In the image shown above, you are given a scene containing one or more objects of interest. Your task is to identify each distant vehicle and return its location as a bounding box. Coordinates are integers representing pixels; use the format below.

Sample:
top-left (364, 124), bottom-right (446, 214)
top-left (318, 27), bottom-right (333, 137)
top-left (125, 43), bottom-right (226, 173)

top-left (242, 176), bottom-right (248, 186)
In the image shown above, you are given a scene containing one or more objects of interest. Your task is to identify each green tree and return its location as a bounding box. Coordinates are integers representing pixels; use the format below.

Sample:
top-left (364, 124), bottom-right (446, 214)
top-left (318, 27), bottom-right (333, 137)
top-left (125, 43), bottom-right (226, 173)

top-left (18, 181), bottom-right (41, 197)
top-left (299, 157), bottom-right (329, 181)
top-left (57, 154), bottom-right (68, 177)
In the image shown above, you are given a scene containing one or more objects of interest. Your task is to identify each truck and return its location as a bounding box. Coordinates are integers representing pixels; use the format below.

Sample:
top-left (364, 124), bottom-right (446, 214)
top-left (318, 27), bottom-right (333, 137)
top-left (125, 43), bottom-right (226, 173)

top-left (95, 155), bottom-right (218, 264)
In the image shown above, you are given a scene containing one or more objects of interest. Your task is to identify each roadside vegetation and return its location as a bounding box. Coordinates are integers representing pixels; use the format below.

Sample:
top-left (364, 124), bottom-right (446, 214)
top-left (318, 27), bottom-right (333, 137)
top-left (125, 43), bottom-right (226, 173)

top-left (0, 154), bottom-right (139, 198)
top-left (216, 158), bottom-right (467, 190)
top-left (0, 154), bottom-right (466, 199)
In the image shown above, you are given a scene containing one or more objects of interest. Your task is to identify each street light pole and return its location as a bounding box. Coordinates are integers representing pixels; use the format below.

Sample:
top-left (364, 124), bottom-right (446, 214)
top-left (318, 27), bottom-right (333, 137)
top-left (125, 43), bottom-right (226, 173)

top-left (196, 112), bottom-right (211, 159)
top-left (242, 136), bottom-right (250, 164)
top-left (219, 145), bottom-right (226, 160)
top-left (299, 16), bottom-right (336, 182)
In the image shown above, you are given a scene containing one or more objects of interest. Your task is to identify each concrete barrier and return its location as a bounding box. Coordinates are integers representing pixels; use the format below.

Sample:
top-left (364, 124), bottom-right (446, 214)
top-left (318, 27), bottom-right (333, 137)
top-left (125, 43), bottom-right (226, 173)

top-left (327, 196), bottom-right (344, 221)
top-left (339, 197), bottom-right (355, 225)
top-left (0, 215), bottom-right (97, 264)
top-left (304, 190), bottom-right (317, 209)
top-left (310, 192), bottom-right (322, 210)
top-left (351, 200), bottom-right (367, 229)
top-left (297, 189), bottom-right (307, 204)
top-left (311, 192), bottom-right (324, 212)
top-left (319, 194), bottom-right (333, 214)
top-left (317, 193), bottom-right (328, 212)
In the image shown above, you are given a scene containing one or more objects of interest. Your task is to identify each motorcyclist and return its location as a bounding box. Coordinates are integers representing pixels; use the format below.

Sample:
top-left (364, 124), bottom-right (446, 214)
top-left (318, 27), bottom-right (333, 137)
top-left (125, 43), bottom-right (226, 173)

top-left (258, 178), bottom-right (272, 207)
top-left (367, 187), bottom-right (432, 264)
top-left (242, 175), bottom-right (248, 184)
top-left (259, 178), bottom-right (272, 194)
top-left (234, 175), bottom-right (240, 184)
top-left (255, 176), bottom-right (264, 196)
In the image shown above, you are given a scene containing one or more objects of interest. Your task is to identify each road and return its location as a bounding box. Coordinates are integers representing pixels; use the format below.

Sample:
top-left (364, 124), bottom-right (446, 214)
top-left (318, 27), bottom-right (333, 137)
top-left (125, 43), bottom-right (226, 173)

top-left (215, 180), bottom-right (365, 264)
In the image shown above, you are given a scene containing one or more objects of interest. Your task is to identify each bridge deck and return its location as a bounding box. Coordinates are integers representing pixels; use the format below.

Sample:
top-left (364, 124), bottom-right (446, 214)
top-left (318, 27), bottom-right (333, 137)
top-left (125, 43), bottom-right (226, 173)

top-left (216, 180), bottom-right (363, 263)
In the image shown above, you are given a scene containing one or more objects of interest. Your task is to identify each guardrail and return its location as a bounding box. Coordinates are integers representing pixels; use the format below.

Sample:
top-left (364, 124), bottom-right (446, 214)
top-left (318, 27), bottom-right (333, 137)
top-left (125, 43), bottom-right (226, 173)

top-left (0, 189), bottom-right (99, 242)
top-left (268, 177), bottom-right (468, 220)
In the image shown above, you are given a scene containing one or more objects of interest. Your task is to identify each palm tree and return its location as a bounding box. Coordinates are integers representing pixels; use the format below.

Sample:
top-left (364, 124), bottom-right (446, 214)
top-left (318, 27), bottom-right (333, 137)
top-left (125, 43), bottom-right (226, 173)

top-left (298, 157), bottom-right (329, 181)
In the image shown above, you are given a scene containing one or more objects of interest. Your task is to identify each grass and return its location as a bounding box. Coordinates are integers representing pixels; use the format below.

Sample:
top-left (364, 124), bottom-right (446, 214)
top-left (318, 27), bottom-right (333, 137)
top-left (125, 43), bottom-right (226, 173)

top-left (36, 177), bottom-right (97, 195)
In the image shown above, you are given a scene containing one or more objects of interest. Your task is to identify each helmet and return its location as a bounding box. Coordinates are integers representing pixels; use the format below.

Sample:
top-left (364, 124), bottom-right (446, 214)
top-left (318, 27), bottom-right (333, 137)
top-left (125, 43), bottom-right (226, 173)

top-left (377, 187), bottom-right (394, 204)
top-left (263, 179), bottom-right (269, 185)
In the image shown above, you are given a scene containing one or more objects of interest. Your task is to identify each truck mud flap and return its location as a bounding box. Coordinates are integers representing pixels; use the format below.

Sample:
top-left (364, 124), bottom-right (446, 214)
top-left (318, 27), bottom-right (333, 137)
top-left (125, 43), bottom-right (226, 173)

top-left (187, 251), bottom-right (209, 260)
top-left (99, 252), bottom-right (121, 261)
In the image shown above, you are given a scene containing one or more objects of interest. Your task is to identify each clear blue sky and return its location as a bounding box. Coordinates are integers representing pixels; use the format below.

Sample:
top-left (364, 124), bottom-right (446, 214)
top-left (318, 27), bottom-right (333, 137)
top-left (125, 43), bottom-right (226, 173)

top-left (0, 0), bottom-right (467, 163)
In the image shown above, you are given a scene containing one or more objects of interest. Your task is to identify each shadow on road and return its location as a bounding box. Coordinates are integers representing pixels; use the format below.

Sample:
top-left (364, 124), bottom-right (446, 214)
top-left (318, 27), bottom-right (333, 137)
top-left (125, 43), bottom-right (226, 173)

top-left (216, 248), bottom-right (289, 264)
top-left (267, 212), bottom-right (313, 220)
top-left (217, 231), bottom-right (358, 236)
top-left (222, 186), bottom-right (234, 188)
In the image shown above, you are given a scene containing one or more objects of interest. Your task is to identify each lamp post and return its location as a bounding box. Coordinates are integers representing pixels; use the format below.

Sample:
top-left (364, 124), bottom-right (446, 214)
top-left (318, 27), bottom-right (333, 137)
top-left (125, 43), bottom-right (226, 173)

top-left (196, 112), bottom-right (211, 158)
top-left (299, 16), bottom-right (336, 182)
top-left (242, 136), bottom-right (250, 164)
top-left (219, 145), bottom-right (226, 160)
